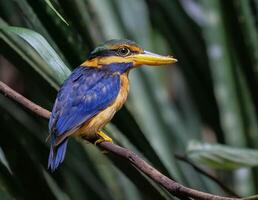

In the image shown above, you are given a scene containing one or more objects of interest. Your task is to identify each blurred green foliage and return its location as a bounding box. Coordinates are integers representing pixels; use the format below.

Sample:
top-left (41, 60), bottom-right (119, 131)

top-left (0, 0), bottom-right (257, 199)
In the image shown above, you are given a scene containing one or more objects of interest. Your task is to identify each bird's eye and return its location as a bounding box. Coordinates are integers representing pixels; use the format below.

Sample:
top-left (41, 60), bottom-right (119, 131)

top-left (117, 47), bottom-right (131, 57)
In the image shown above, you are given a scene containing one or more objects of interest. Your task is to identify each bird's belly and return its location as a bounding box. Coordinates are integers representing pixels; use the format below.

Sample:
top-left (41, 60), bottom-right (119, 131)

top-left (76, 73), bottom-right (129, 140)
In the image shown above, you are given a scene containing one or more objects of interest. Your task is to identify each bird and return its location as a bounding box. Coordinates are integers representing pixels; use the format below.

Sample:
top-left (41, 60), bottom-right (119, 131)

top-left (48, 39), bottom-right (177, 171)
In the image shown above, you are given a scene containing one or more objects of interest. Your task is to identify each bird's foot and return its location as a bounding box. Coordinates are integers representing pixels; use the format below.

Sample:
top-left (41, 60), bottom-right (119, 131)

top-left (95, 130), bottom-right (113, 145)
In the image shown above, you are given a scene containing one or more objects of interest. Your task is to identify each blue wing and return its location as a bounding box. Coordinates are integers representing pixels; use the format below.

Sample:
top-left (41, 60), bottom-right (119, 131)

top-left (49, 66), bottom-right (120, 137)
top-left (48, 66), bottom-right (120, 171)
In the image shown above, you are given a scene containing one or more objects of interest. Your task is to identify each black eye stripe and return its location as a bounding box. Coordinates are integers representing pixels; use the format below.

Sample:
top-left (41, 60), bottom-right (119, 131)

top-left (88, 49), bottom-right (139, 60)
top-left (88, 50), bottom-right (115, 60)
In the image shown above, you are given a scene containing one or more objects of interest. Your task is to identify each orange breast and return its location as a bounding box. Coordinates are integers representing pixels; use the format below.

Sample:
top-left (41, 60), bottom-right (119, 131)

top-left (75, 73), bottom-right (129, 139)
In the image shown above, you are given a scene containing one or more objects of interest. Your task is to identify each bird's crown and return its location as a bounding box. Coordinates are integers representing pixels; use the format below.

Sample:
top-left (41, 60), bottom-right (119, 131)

top-left (88, 39), bottom-right (143, 60)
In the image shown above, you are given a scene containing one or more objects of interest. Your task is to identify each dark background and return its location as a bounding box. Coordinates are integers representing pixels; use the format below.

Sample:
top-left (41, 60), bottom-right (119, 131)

top-left (0, 0), bottom-right (257, 199)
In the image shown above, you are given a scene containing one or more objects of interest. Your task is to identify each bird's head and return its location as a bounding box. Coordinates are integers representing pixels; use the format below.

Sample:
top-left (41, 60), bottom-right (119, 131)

top-left (82, 39), bottom-right (177, 73)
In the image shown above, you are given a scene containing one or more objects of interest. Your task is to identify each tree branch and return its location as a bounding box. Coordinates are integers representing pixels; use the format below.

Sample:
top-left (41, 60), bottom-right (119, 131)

top-left (175, 154), bottom-right (240, 198)
top-left (1, 80), bottom-right (257, 200)
top-left (0, 82), bottom-right (50, 119)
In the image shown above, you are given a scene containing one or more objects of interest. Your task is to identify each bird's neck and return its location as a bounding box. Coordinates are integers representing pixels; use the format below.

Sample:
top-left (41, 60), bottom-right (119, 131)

top-left (103, 62), bottom-right (133, 74)
top-left (81, 61), bottom-right (133, 75)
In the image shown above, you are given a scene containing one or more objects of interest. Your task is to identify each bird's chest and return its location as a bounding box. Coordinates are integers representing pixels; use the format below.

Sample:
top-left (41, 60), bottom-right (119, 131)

top-left (111, 73), bottom-right (129, 110)
top-left (77, 73), bottom-right (129, 137)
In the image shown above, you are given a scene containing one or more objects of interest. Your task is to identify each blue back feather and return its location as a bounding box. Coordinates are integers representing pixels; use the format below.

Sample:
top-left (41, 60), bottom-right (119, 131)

top-left (48, 66), bottom-right (121, 171)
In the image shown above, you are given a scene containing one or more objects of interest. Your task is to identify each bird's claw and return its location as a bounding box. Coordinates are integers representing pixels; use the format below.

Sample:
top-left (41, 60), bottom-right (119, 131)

top-left (94, 130), bottom-right (113, 145)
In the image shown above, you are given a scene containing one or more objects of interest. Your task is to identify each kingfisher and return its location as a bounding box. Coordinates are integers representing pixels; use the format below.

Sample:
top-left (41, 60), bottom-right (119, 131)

top-left (48, 39), bottom-right (177, 171)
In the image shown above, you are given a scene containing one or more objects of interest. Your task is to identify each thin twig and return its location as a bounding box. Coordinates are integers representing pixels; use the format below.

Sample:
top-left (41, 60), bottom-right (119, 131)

top-left (0, 81), bottom-right (50, 119)
top-left (243, 195), bottom-right (258, 200)
top-left (175, 154), bottom-right (240, 198)
top-left (100, 142), bottom-right (235, 200)
top-left (1, 80), bottom-right (257, 200)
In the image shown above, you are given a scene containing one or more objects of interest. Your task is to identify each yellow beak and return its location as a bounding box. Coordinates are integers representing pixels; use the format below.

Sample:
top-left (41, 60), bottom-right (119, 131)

top-left (130, 50), bottom-right (177, 66)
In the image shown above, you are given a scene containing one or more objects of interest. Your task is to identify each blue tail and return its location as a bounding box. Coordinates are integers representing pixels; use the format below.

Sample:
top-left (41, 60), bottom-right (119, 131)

top-left (48, 139), bottom-right (68, 172)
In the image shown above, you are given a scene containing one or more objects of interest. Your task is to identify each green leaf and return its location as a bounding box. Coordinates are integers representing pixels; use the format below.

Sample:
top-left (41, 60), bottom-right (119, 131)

top-left (0, 148), bottom-right (11, 174)
top-left (187, 141), bottom-right (258, 169)
top-left (0, 26), bottom-right (71, 88)
top-left (45, 0), bottom-right (69, 26)
top-left (43, 171), bottom-right (70, 200)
